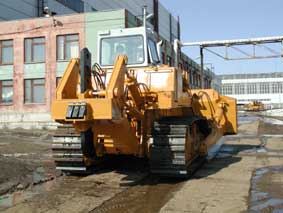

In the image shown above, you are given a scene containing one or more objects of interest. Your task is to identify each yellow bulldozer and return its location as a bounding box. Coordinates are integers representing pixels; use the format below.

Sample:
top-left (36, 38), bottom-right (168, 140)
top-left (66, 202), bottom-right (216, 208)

top-left (51, 15), bottom-right (237, 177)
top-left (244, 101), bottom-right (265, 112)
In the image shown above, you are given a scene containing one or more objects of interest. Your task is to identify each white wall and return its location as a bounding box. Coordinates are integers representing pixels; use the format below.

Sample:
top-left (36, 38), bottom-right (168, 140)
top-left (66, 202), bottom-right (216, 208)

top-left (222, 78), bottom-right (283, 84)
top-left (222, 76), bottom-right (283, 106)
top-left (0, 112), bottom-right (57, 129)
top-left (228, 94), bottom-right (283, 105)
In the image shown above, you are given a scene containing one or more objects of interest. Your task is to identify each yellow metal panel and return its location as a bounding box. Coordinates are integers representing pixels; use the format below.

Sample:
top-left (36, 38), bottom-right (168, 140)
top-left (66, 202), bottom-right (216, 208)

top-left (191, 89), bottom-right (238, 134)
top-left (93, 118), bottom-right (140, 156)
top-left (51, 99), bottom-right (113, 121)
top-left (56, 59), bottom-right (80, 100)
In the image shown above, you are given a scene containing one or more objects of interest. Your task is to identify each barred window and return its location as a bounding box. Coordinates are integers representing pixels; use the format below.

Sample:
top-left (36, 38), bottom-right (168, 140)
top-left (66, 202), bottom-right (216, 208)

top-left (247, 83), bottom-right (257, 94)
top-left (259, 83), bottom-right (270, 94)
top-left (272, 82), bottom-right (283, 93)
top-left (235, 84), bottom-right (245, 94)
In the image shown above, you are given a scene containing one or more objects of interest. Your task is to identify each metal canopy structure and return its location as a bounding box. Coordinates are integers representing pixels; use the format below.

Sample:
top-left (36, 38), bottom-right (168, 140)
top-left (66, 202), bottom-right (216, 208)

top-left (180, 35), bottom-right (283, 88)
top-left (182, 36), bottom-right (283, 47)
top-left (183, 35), bottom-right (283, 61)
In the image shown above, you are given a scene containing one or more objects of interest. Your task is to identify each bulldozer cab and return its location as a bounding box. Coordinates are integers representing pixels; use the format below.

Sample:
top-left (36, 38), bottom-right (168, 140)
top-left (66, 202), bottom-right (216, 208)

top-left (97, 27), bottom-right (160, 69)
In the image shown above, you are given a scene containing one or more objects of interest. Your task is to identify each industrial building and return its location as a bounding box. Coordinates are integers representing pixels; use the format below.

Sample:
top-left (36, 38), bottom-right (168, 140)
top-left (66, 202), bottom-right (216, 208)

top-left (219, 72), bottom-right (283, 108)
top-left (0, 0), bottom-right (85, 20)
top-left (0, 1), bottom-right (214, 128)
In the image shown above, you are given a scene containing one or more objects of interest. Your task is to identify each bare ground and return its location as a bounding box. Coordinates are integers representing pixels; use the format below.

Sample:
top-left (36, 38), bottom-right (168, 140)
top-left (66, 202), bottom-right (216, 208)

top-left (0, 130), bottom-right (57, 197)
top-left (0, 113), bottom-right (283, 212)
top-left (159, 115), bottom-right (283, 213)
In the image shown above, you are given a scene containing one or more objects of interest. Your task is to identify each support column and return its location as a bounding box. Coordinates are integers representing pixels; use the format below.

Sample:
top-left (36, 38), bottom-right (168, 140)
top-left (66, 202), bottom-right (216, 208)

top-left (200, 46), bottom-right (204, 89)
top-left (153, 0), bottom-right (159, 33)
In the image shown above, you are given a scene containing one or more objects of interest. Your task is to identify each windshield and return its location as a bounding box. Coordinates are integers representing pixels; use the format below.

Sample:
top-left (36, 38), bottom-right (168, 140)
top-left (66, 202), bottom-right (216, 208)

top-left (148, 39), bottom-right (159, 63)
top-left (100, 35), bottom-right (144, 66)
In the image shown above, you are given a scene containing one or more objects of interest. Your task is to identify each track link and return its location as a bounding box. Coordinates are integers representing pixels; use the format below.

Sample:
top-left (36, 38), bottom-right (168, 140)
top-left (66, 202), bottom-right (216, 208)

top-left (149, 117), bottom-right (206, 178)
top-left (52, 125), bottom-right (88, 173)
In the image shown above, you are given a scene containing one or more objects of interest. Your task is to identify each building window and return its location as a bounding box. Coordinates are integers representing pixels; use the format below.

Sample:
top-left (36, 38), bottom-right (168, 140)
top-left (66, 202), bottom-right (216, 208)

top-left (278, 83), bottom-right (283, 93)
top-left (222, 84), bottom-right (233, 95)
top-left (235, 83), bottom-right (245, 94)
top-left (272, 83), bottom-right (279, 93)
top-left (0, 80), bottom-right (13, 104)
top-left (259, 83), bottom-right (269, 94)
top-left (272, 82), bottom-right (283, 93)
top-left (57, 34), bottom-right (79, 61)
top-left (191, 72), bottom-right (195, 85)
top-left (193, 72), bottom-right (197, 86)
top-left (25, 37), bottom-right (45, 63)
top-left (24, 79), bottom-right (45, 103)
top-left (247, 83), bottom-right (257, 94)
top-left (0, 40), bottom-right (13, 65)
top-left (197, 74), bottom-right (201, 87)
top-left (184, 62), bottom-right (189, 71)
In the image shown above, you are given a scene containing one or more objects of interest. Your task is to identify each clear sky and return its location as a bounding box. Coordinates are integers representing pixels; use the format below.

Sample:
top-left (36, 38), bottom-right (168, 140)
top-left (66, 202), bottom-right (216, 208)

top-left (159, 0), bottom-right (283, 75)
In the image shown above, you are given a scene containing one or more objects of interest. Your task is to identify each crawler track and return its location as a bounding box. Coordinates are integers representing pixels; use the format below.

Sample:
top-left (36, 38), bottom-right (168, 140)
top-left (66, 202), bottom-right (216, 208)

top-left (149, 116), bottom-right (207, 178)
top-left (52, 125), bottom-right (87, 173)
top-left (53, 117), bottom-right (210, 177)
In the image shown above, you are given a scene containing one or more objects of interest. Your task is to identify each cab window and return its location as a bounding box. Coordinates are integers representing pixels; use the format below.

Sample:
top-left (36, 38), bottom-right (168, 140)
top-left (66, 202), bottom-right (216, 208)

top-left (148, 39), bottom-right (159, 64)
top-left (100, 35), bottom-right (144, 66)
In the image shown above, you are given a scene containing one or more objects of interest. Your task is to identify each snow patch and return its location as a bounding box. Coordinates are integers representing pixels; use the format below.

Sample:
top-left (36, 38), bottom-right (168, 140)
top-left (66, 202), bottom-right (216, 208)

top-left (262, 117), bottom-right (283, 125)
top-left (262, 109), bottom-right (283, 117)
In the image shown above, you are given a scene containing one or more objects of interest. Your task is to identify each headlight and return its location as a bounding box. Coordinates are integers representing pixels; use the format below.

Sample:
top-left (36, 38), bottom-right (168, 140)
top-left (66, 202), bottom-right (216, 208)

top-left (65, 102), bottom-right (87, 119)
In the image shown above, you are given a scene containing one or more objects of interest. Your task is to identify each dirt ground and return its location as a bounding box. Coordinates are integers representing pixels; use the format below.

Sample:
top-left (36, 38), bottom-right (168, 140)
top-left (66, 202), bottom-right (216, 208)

top-left (0, 129), bottom-right (57, 194)
top-left (0, 112), bottom-right (283, 212)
